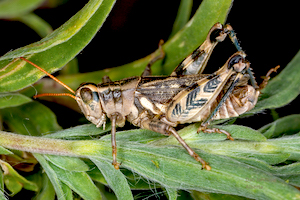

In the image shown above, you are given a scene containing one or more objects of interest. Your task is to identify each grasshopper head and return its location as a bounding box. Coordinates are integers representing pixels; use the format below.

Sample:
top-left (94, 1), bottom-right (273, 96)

top-left (75, 83), bottom-right (106, 128)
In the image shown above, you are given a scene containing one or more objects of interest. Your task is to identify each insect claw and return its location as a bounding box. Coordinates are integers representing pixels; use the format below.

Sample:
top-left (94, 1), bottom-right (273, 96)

top-left (101, 120), bottom-right (106, 130)
top-left (193, 153), bottom-right (211, 170)
top-left (203, 164), bottom-right (212, 171)
top-left (197, 127), bottom-right (203, 134)
top-left (259, 65), bottom-right (280, 90)
top-left (199, 126), bottom-right (234, 141)
top-left (112, 161), bottom-right (121, 170)
top-left (197, 123), bottom-right (208, 133)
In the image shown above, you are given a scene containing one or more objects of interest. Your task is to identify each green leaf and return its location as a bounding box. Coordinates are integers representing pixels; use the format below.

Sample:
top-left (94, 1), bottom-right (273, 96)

top-left (0, 101), bottom-right (61, 136)
top-left (56, 0), bottom-right (234, 89)
top-left (177, 190), bottom-right (194, 200)
top-left (59, 58), bottom-right (79, 75)
top-left (37, 155), bottom-right (99, 199)
top-left (251, 50), bottom-right (300, 113)
top-left (60, 182), bottom-right (73, 200)
top-left (87, 164), bottom-right (157, 190)
top-left (165, 187), bottom-right (178, 200)
top-left (0, 0), bottom-right (116, 92)
top-left (3, 0), bottom-right (300, 199)
top-left (213, 125), bottom-right (267, 141)
top-left (0, 0), bottom-right (44, 19)
top-left (191, 190), bottom-right (249, 200)
top-left (280, 175), bottom-right (300, 188)
top-left (169, 0), bottom-right (193, 38)
top-left (1, 128), bottom-right (300, 199)
top-left (49, 162), bottom-right (102, 200)
top-left (44, 155), bottom-right (89, 172)
top-left (152, 124), bottom-right (266, 148)
top-left (101, 128), bottom-right (165, 144)
top-left (150, 124), bottom-right (286, 166)
top-left (45, 124), bottom-right (110, 139)
top-left (0, 146), bottom-right (13, 155)
top-left (0, 160), bottom-right (38, 195)
top-left (34, 172), bottom-right (56, 200)
top-left (259, 114), bottom-right (300, 138)
top-left (92, 158), bottom-right (133, 200)
top-left (86, 143), bottom-right (300, 200)
top-left (17, 13), bottom-right (53, 38)
top-left (270, 134), bottom-right (300, 161)
top-left (0, 168), bottom-right (6, 200)
top-left (0, 93), bottom-right (32, 109)
top-left (34, 154), bottom-right (72, 200)
top-left (273, 162), bottom-right (300, 176)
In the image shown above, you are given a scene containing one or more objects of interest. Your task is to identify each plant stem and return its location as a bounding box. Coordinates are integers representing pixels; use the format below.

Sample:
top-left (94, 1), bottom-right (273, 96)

top-left (0, 130), bottom-right (109, 158)
top-left (0, 130), bottom-right (74, 156)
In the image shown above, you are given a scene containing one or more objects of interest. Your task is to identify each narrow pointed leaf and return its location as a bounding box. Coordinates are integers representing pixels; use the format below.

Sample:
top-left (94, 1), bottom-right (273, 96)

top-left (152, 124), bottom-right (266, 148)
top-left (44, 155), bottom-right (89, 172)
top-left (45, 124), bottom-right (110, 139)
top-left (251, 50), bottom-right (300, 113)
top-left (56, 0), bottom-right (234, 89)
top-left (0, 160), bottom-right (38, 194)
top-left (87, 164), bottom-right (157, 190)
top-left (0, 0), bottom-right (116, 92)
top-left (35, 173), bottom-right (55, 200)
top-left (87, 143), bottom-right (300, 200)
top-left (1, 129), bottom-right (300, 199)
top-left (165, 187), bottom-right (177, 200)
top-left (92, 158), bottom-right (133, 200)
top-left (0, 0), bottom-right (44, 19)
top-left (60, 182), bottom-right (73, 200)
top-left (169, 0), bottom-right (193, 38)
top-left (17, 13), bottom-right (53, 38)
top-left (270, 135), bottom-right (300, 161)
top-left (0, 147), bottom-right (12, 155)
top-left (34, 154), bottom-right (72, 200)
top-left (0, 93), bottom-right (32, 109)
top-left (191, 191), bottom-right (248, 200)
top-left (0, 101), bottom-right (61, 136)
top-left (49, 162), bottom-right (102, 200)
top-left (259, 114), bottom-right (300, 138)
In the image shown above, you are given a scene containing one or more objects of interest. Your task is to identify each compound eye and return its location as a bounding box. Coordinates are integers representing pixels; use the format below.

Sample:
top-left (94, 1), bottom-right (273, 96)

top-left (80, 88), bottom-right (93, 104)
top-left (228, 55), bottom-right (243, 68)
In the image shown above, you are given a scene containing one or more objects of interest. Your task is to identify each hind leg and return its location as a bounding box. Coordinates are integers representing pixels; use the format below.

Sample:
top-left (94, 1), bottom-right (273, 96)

top-left (141, 40), bottom-right (165, 77)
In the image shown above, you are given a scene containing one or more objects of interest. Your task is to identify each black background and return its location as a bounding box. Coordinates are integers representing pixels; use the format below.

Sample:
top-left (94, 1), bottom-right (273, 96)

top-left (0, 0), bottom-right (299, 128)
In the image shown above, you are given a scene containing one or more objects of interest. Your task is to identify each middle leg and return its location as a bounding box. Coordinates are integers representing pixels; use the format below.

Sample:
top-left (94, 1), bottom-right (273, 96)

top-left (141, 118), bottom-right (211, 170)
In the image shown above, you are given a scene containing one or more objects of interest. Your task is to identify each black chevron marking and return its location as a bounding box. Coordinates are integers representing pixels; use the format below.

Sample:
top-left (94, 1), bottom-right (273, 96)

top-left (171, 86), bottom-right (207, 118)
top-left (185, 86), bottom-right (207, 111)
top-left (203, 77), bottom-right (221, 93)
top-left (172, 103), bottom-right (182, 117)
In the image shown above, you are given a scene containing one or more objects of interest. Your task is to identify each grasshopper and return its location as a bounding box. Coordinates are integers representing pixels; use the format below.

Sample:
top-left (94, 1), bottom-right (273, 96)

top-left (20, 23), bottom-right (277, 170)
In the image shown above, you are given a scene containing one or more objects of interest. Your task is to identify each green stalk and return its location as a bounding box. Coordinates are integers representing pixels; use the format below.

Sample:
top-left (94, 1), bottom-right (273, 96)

top-left (1, 129), bottom-right (300, 199)
top-left (0, 130), bottom-right (112, 159)
top-left (0, 130), bottom-right (77, 156)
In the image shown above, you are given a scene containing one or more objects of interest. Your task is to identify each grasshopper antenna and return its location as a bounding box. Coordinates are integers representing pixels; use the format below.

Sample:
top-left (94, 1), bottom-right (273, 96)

top-left (20, 57), bottom-right (76, 100)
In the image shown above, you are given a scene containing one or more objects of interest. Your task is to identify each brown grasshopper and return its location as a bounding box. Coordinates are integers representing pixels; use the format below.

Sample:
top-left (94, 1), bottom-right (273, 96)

top-left (20, 23), bottom-right (277, 170)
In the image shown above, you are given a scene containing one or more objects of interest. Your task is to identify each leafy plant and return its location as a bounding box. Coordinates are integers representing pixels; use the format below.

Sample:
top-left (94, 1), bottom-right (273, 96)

top-left (0, 0), bottom-right (300, 199)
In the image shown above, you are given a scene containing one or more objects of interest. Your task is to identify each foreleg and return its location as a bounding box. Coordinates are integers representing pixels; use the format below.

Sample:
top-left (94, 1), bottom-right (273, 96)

top-left (110, 114), bottom-right (120, 169)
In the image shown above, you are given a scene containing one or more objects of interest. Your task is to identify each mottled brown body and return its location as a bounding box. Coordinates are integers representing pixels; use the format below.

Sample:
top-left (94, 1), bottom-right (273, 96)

top-left (21, 23), bottom-right (275, 170)
top-left (75, 50), bottom-right (257, 170)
